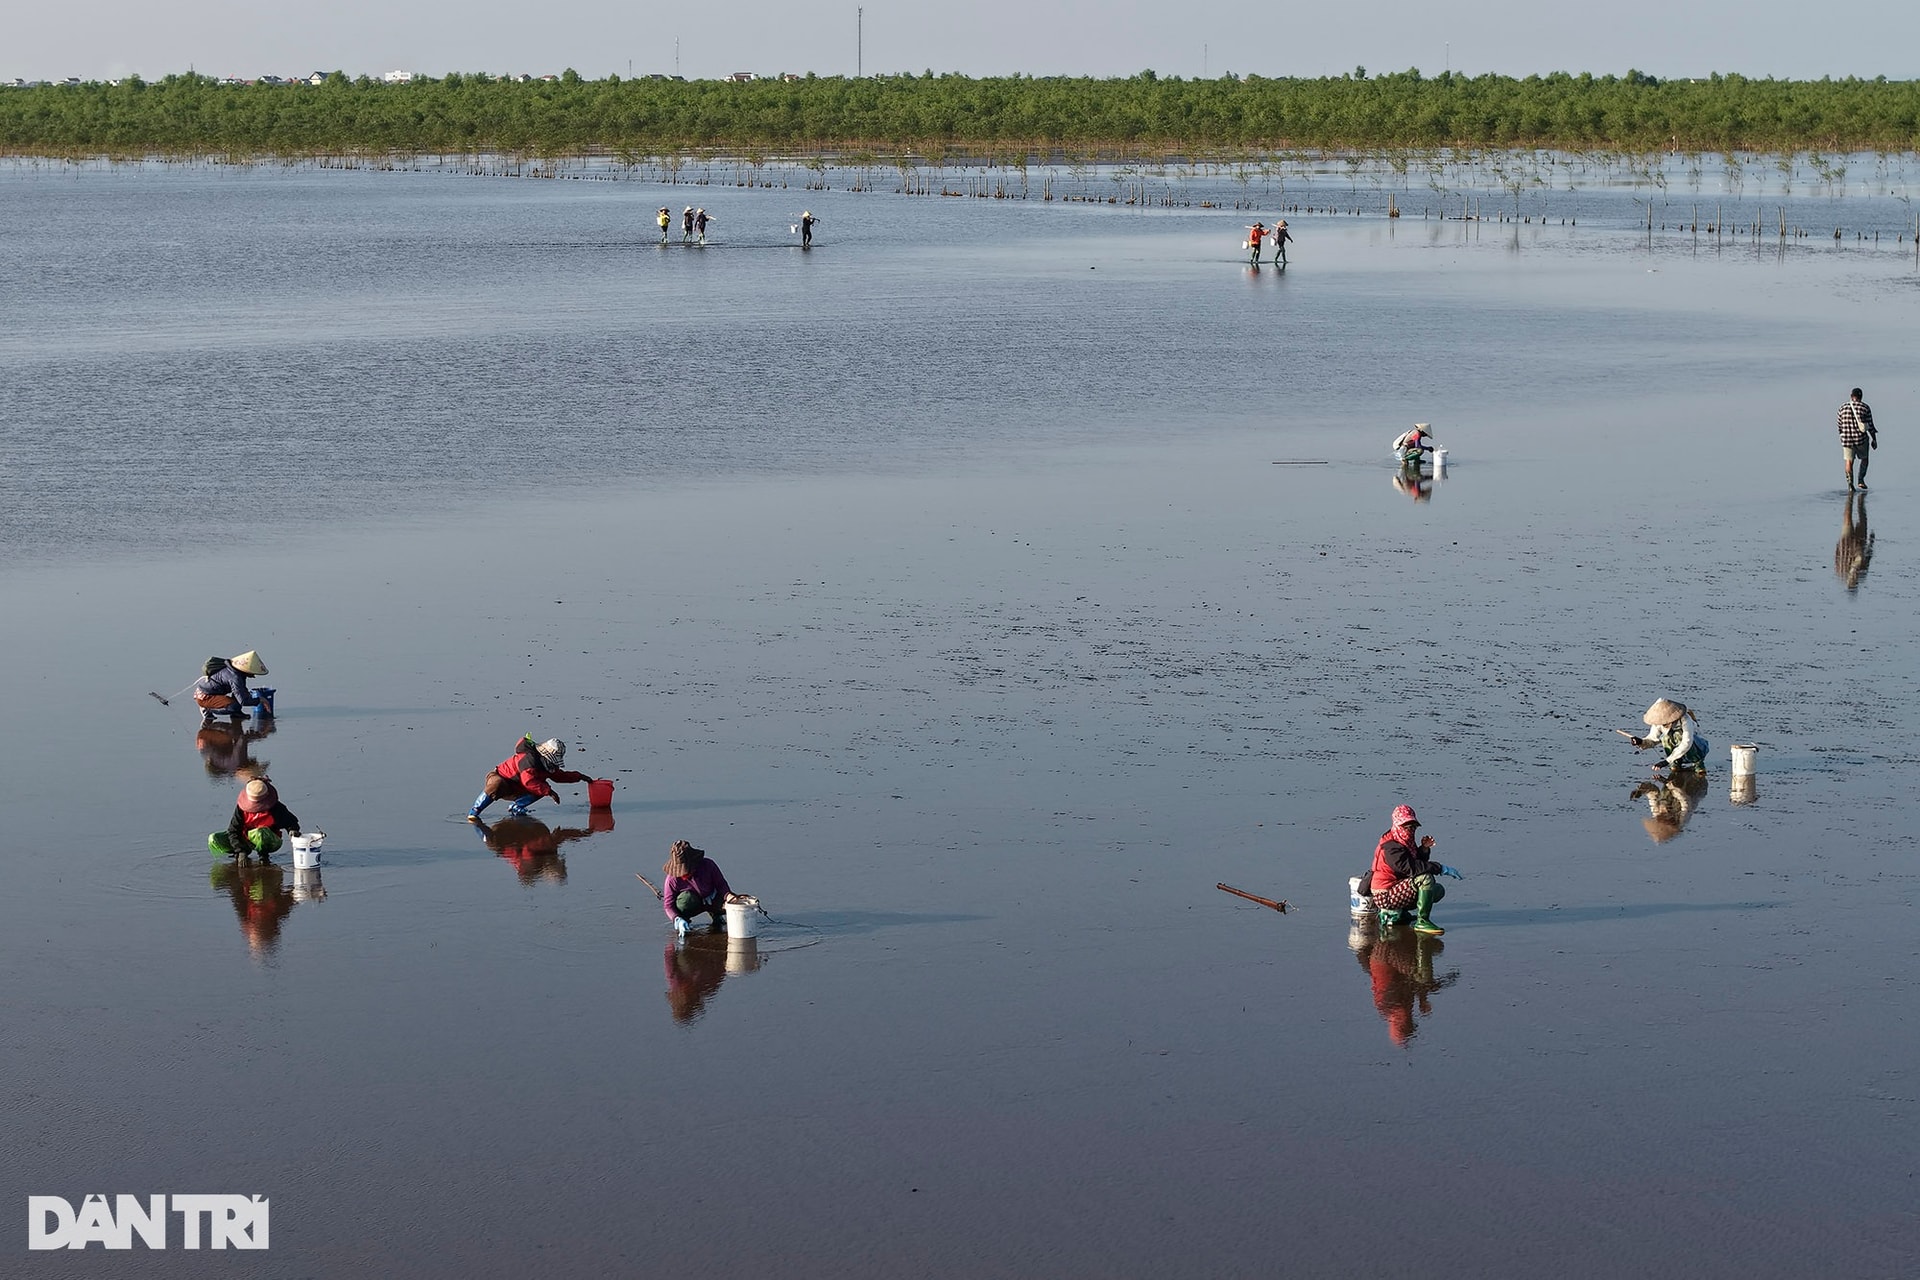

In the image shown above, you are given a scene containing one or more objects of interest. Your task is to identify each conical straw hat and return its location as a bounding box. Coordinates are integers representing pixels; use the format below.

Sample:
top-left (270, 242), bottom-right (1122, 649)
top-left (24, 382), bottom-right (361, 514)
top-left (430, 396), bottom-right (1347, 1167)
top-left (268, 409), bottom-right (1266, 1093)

top-left (230, 650), bottom-right (268, 676)
top-left (1643, 698), bottom-right (1685, 727)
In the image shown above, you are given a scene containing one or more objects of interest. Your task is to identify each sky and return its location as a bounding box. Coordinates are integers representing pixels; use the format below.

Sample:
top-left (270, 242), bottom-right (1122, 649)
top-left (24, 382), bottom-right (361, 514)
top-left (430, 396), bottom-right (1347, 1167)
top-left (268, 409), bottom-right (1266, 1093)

top-left (7, 0), bottom-right (1918, 83)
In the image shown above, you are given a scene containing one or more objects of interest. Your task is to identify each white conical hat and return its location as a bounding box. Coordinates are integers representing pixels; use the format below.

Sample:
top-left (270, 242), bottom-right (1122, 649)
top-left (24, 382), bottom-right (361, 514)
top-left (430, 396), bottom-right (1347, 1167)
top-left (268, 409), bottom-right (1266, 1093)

top-left (536, 738), bottom-right (566, 768)
top-left (1643, 698), bottom-right (1686, 727)
top-left (230, 650), bottom-right (268, 676)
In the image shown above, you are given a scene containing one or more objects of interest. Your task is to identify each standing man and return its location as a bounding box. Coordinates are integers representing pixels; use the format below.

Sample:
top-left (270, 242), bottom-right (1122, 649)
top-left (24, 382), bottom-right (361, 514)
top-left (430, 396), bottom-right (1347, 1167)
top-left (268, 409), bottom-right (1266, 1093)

top-left (1247, 221), bottom-right (1266, 266)
top-left (656, 206), bottom-right (671, 244)
top-left (1837, 387), bottom-right (1878, 491)
top-left (1271, 218), bottom-right (1293, 265)
top-left (694, 208), bottom-right (712, 244)
top-left (800, 210), bottom-right (817, 248)
top-left (682, 206), bottom-right (696, 243)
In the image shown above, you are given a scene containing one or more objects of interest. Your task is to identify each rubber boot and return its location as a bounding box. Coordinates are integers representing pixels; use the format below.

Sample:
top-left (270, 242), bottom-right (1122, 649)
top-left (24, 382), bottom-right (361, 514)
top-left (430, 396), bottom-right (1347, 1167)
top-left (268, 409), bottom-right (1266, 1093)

top-left (1378, 906), bottom-right (1405, 928)
top-left (1412, 885), bottom-right (1444, 935)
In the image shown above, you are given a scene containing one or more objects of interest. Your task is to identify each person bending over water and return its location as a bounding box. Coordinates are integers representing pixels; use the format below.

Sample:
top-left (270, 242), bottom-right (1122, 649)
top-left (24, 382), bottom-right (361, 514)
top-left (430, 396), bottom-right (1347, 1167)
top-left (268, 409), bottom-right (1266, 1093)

top-left (661, 839), bottom-right (745, 936)
top-left (211, 776), bottom-right (302, 859)
top-left (469, 735), bottom-right (592, 820)
top-left (194, 650), bottom-right (274, 726)
top-left (1626, 699), bottom-right (1708, 775)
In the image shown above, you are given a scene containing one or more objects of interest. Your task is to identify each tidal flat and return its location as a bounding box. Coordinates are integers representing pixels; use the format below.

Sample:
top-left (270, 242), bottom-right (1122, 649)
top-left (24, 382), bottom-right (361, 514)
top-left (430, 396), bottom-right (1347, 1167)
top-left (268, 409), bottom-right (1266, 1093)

top-left (0, 163), bottom-right (1914, 1277)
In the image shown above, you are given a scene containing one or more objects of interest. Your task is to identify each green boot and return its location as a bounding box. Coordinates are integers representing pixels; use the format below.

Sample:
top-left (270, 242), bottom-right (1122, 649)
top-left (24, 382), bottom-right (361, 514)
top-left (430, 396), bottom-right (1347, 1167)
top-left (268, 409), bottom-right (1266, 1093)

top-left (1412, 885), bottom-right (1444, 935)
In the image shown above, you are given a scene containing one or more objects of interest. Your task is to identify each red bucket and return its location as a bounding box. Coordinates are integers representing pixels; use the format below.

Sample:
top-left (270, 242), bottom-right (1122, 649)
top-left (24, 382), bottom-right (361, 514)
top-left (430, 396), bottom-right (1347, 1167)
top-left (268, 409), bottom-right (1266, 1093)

top-left (587, 778), bottom-right (615, 810)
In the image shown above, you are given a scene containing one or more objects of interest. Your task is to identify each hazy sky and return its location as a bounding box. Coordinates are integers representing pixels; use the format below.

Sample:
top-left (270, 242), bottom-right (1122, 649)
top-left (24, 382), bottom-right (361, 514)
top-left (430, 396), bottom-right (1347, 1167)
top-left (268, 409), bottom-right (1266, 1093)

top-left (8, 0), bottom-right (1918, 83)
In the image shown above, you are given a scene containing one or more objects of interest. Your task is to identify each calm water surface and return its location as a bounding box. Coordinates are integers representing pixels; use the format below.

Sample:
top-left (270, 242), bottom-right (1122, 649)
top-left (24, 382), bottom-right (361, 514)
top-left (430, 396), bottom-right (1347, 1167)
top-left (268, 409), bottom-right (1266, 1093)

top-left (1, 166), bottom-right (1915, 1278)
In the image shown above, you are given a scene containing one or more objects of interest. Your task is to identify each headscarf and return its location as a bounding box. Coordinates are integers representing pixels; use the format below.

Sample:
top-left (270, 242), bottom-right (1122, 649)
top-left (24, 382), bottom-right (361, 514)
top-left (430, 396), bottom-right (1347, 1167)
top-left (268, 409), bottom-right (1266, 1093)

top-left (664, 840), bottom-right (705, 878)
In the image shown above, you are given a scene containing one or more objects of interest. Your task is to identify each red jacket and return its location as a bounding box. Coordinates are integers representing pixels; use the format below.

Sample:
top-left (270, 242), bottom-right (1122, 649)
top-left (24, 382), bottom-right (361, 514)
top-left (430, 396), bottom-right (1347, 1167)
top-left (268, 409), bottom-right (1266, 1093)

top-left (1370, 829), bottom-right (1439, 890)
top-left (494, 741), bottom-right (587, 801)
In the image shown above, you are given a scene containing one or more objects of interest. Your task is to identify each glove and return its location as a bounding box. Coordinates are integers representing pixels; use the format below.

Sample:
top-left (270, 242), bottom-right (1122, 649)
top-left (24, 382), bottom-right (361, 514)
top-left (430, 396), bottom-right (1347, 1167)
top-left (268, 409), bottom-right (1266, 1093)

top-left (673, 917), bottom-right (690, 937)
top-left (1440, 865), bottom-right (1464, 880)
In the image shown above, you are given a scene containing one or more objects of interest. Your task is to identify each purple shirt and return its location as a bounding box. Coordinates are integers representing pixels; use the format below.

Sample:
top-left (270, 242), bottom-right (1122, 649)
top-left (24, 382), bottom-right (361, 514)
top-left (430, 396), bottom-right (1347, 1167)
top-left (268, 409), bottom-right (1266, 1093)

top-left (661, 860), bottom-right (732, 920)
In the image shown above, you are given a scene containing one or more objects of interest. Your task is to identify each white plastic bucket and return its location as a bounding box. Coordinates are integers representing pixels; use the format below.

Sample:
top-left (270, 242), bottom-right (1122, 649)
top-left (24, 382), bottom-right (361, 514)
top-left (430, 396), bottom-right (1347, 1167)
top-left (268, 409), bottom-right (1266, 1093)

top-left (723, 896), bottom-right (761, 939)
top-left (289, 832), bottom-right (324, 869)
top-left (1729, 744), bottom-right (1757, 776)
top-left (1431, 447), bottom-right (1448, 471)
top-left (1349, 877), bottom-right (1372, 915)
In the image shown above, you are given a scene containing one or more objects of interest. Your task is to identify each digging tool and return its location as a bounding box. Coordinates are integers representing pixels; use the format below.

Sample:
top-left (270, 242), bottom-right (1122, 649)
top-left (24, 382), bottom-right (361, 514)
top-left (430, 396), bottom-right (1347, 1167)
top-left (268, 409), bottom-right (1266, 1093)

top-left (1217, 882), bottom-right (1289, 913)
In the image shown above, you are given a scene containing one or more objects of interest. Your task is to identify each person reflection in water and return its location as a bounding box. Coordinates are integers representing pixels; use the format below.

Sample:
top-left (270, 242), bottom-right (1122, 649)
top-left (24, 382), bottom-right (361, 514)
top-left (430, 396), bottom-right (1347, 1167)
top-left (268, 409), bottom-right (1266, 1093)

top-left (210, 860), bottom-right (296, 956)
top-left (195, 718), bottom-right (275, 779)
top-left (473, 811), bottom-right (613, 884)
top-left (664, 934), bottom-right (731, 1023)
top-left (1350, 926), bottom-right (1458, 1047)
top-left (1632, 771), bottom-right (1709, 843)
top-left (1834, 492), bottom-right (1873, 592)
top-left (1392, 471), bottom-right (1433, 502)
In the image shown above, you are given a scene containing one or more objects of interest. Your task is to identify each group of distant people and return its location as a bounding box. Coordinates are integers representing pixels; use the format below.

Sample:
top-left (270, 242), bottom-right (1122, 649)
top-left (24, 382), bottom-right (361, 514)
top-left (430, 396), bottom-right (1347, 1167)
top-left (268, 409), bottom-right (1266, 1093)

top-left (653, 206), bottom-right (818, 247)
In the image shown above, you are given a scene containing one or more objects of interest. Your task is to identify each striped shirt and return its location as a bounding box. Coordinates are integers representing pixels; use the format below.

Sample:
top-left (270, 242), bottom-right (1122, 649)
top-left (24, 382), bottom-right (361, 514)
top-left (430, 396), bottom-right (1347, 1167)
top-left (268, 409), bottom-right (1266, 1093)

top-left (1837, 398), bottom-right (1875, 446)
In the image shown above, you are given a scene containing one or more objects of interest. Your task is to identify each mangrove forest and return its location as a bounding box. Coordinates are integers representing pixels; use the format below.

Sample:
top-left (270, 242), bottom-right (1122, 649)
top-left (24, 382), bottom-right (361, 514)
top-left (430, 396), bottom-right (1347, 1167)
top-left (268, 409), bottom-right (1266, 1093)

top-left (3, 69), bottom-right (1919, 160)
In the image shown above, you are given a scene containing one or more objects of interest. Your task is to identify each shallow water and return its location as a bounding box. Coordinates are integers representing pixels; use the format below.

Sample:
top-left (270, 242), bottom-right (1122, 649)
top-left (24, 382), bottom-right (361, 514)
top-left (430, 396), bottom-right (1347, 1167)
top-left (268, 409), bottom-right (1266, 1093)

top-left (1, 167), bottom-right (1916, 1277)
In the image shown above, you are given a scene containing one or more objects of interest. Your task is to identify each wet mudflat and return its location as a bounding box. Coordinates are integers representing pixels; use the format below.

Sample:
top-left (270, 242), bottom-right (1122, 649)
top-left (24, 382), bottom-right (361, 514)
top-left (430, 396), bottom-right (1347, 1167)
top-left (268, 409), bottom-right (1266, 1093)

top-left (0, 166), bottom-right (1915, 1278)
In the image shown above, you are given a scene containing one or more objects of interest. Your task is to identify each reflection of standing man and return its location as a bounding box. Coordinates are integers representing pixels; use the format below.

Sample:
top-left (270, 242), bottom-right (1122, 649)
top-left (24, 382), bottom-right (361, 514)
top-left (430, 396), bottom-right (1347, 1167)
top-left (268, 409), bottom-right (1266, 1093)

top-left (1837, 387), bottom-right (1878, 491)
top-left (1834, 492), bottom-right (1874, 591)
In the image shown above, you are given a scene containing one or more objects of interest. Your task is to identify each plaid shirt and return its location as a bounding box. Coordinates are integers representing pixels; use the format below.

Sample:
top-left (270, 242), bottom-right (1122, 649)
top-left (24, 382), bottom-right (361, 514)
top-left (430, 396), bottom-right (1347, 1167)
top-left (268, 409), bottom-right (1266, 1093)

top-left (1838, 398), bottom-right (1875, 446)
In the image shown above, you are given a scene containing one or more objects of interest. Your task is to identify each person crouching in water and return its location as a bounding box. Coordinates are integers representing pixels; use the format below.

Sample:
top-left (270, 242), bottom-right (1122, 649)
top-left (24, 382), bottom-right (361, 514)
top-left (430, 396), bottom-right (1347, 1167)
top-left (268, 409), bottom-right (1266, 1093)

top-left (1369, 804), bottom-right (1463, 935)
top-left (211, 776), bottom-right (301, 860)
top-left (662, 839), bottom-right (743, 937)
top-left (194, 651), bottom-right (274, 726)
top-left (468, 735), bottom-right (591, 821)
top-left (1391, 424), bottom-right (1437, 469)
top-left (1626, 698), bottom-right (1708, 775)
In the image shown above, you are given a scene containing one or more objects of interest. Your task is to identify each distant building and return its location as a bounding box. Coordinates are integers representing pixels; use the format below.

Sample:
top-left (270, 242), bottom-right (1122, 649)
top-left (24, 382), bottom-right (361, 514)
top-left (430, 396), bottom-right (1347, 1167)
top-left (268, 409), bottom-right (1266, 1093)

top-left (381, 69), bottom-right (414, 84)
top-left (728, 71), bottom-right (757, 82)
top-left (307, 72), bottom-right (327, 85)
top-left (780, 73), bottom-right (802, 82)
